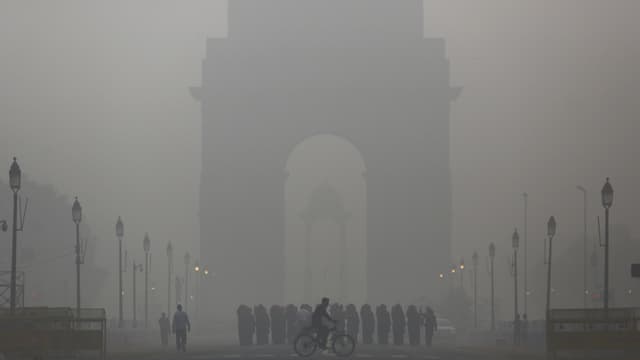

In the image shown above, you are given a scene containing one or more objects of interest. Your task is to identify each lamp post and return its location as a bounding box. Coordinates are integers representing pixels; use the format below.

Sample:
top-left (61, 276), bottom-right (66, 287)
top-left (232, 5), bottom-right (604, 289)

top-left (601, 178), bottom-right (613, 312)
top-left (472, 251), bottom-right (479, 329)
top-left (459, 258), bottom-right (465, 290)
top-left (184, 252), bottom-right (190, 312)
top-left (143, 233), bottom-right (151, 328)
top-left (545, 216), bottom-right (557, 321)
top-left (132, 261), bottom-right (143, 328)
top-left (489, 242), bottom-right (496, 331)
top-left (9, 157), bottom-right (21, 315)
top-left (72, 197), bottom-right (82, 315)
top-left (523, 192), bottom-right (528, 319)
top-left (116, 217), bottom-right (124, 327)
top-left (577, 186), bottom-right (587, 309)
top-left (167, 242), bottom-right (173, 316)
top-left (194, 262), bottom-right (200, 318)
top-left (512, 229), bottom-right (520, 326)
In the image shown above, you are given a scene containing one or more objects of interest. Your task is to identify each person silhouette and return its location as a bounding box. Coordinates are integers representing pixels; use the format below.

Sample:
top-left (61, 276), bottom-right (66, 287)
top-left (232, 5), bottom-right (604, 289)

top-left (158, 312), bottom-right (170, 346)
top-left (312, 297), bottom-right (336, 349)
top-left (172, 304), bottom-right (191, 352)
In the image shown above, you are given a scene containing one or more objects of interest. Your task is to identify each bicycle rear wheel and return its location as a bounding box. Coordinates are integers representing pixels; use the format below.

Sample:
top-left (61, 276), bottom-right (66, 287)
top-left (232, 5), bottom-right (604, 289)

top-left (332, 334), bottom-right (355, 357)
top-left (294, 334), bottom-right (317, 357)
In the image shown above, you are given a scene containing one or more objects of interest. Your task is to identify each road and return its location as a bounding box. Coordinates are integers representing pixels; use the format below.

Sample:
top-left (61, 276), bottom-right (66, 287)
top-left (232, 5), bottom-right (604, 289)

top-left (107, 343), bottom-right (543, 360)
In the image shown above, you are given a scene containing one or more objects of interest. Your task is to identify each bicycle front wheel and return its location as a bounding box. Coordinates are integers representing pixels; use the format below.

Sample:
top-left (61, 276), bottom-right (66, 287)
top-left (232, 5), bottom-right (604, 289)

top-left (332, 334), bottom-right (355, 357)
top-left (294, 334), bottom-right (317, 357)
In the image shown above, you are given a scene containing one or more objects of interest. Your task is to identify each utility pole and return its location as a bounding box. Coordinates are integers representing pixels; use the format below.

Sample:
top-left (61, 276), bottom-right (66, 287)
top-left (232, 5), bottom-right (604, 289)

top-left (132, 261), bottom-right (142, 327)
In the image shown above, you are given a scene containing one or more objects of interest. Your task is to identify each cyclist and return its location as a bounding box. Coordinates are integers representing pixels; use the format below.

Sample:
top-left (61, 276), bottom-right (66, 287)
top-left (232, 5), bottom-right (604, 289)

top-left (312, 297), bottom-right (337, 349)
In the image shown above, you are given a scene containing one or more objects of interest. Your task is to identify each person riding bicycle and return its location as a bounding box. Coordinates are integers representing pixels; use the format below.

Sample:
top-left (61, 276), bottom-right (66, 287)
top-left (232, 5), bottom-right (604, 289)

top-left (312, 297), bottom-right (337, 349)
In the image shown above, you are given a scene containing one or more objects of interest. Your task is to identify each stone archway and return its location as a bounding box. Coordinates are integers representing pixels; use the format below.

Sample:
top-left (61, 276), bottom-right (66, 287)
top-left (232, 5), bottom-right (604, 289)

top-left (284, 134), bottom-right (366, 305)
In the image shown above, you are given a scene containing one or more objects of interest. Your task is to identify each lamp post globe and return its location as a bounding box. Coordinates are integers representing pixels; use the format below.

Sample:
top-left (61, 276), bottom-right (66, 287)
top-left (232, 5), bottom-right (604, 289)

top-left (143, 233), bottom-right (150, 253)
top-left (547, 216), bottom-right (556, 238)
top-left (116, 217), bottom-right (124, 238)
top-left (72, 197), bottom-right (82, 224)
top-left (601, 178), bottom-right (614, 209)
top-left (9, 157), bottom-right (21, 192)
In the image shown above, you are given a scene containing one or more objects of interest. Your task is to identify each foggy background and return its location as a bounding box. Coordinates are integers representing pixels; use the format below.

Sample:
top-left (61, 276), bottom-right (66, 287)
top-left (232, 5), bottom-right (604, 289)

top-left (1, 0), bottom-right (639, 320)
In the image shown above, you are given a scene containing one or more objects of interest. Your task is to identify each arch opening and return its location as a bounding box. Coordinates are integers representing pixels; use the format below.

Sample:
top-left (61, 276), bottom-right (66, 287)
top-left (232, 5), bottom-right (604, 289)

top-left (284, 134), bottom-right (367, 305)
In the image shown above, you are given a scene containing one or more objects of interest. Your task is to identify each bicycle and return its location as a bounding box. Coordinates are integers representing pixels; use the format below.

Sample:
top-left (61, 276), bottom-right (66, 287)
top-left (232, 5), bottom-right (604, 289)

top-left (294, 327), bottom-right (356, 357)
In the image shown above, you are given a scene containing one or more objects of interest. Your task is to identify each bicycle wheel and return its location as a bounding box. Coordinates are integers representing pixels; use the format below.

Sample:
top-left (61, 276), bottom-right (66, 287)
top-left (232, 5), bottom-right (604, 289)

top-left (331, 334), bottom-right (356, 357)
top-left (294, 334), bottom-right (317, 357)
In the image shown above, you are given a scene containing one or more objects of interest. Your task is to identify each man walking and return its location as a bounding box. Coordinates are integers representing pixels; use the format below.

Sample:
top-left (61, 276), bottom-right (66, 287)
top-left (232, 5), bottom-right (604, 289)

top-left (172, 304), bottom-right (191, 352)
top-left (159, 313), bottom-right (170, 347)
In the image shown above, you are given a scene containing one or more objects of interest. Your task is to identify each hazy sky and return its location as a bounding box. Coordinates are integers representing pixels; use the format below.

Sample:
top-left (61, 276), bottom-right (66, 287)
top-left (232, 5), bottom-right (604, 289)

top-left (1, 1), bottom-right (639, 309)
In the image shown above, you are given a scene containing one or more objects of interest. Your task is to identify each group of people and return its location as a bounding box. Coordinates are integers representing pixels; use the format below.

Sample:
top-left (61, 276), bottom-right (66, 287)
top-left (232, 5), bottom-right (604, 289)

top-left (237, 301), bottom-right (438, 347)
top-left (158, 304), bottom-right (192, 352)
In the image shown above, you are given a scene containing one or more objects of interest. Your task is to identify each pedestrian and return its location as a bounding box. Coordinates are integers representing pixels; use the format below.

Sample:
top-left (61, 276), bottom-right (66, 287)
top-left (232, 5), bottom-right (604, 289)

top-left (237, 305), bottom-right (254, 346)
top-left (346, 304), bottom-right (360, 343)
top-left (245, 306), bottom-right (256, 345)
top-left (360, 304), bottom-right (375, 345)
top-left (297, 304), bottom-right (313, 334)
top-left (336, 304), bottom-right (346, 333)
top-left (391, 304), bottom-right (405, 345)
top-left (285, 304), bottom-right (299, 344)
top-left (270, 305), bottom-right (286, 344)
top-left (255, 304), bottom-right (270, 345)
top-left (158, 312), bottom-right (170, 347)
top-left (172, 304), bottom-right (191, 352)
top-left (422, 307), bottom-right (437, 347)
top-left (376, 304), bottom-right (390, 345)
top-left (406, 305), bottom-right (420, 346)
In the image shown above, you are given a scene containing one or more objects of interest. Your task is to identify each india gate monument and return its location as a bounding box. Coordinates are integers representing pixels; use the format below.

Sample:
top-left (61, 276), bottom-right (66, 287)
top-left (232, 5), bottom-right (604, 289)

top-left (191, 0), bottom-right (459, 318)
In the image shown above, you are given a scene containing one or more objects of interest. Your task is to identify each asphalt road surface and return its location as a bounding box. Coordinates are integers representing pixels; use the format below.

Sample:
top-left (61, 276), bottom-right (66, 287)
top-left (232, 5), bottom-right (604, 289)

top-left (107, 344), bottom-right (543, 360)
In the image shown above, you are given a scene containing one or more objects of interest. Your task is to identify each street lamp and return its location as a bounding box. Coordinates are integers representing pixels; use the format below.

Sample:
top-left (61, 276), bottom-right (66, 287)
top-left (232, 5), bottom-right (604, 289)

top-left (184, 252), bottom-right (191, 312)
top-left (472, 251), bottom-right (479, 329)
top-left (601, 178), bottom-right (613, 312)
top-left (512, 228), bottom-right (520, 330)
top-left (132, 260), bottom-right (143, 327)
top-left (522, 192), bottom-right (528, 319)
top-left (167, 242), bottom-right (173, 316)
top-left (72, 197), bottom-right (82, 315)
top-left (545, 216), bottom-right (557, 322)
top-left (143, 233), bottom-right (151, 328)
top-left (489, 242), bottom-right (496, 331)
top-left (116, 216), bottom-right (124, 327)
top-left (9, 157), bottom-right (21, 315)
top-left (576, 186), bottom-right (588, 309)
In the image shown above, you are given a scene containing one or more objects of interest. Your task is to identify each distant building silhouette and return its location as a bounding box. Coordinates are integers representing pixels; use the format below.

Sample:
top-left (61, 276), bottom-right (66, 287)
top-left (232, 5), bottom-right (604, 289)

top-left (191, 0), bottom-right (459, 318)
